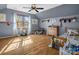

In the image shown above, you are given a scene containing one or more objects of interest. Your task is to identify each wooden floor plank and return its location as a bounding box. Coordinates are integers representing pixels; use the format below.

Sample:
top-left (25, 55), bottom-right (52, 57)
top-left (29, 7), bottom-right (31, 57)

top-left (0, 35), bottom-right (59, 55)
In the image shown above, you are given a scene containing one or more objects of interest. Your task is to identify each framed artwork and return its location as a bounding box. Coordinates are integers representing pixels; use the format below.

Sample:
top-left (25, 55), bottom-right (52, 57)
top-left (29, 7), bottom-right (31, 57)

top-left (0, 13), bottom-right (6, 21)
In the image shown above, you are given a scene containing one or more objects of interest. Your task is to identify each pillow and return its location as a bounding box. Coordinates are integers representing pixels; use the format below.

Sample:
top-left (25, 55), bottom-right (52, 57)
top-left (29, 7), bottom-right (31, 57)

top-left (67, 29), bottom-right (79, 35)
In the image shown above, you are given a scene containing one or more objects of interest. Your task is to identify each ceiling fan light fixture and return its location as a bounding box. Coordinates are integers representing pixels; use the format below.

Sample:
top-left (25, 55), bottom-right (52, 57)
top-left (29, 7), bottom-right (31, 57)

top-left (23, 4), bottom-right (44, 13)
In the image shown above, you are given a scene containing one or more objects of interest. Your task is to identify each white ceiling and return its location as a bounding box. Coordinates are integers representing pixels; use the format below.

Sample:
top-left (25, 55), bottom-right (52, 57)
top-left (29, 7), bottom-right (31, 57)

top-left (7, 4), bottom-right (62, 14)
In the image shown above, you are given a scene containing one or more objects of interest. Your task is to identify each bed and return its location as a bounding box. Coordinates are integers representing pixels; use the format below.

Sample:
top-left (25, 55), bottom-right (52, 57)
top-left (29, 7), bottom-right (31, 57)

top-left (59, 28), bottom-right (79, 55)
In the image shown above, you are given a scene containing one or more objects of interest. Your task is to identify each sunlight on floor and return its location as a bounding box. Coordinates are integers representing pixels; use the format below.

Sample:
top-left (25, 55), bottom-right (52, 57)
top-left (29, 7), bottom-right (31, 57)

top-left (3, 38), bottom-right (22, 53)
top-left (12, 38), bottom-right (21, 43)
top-left (4, 42), bottom-right (20, 53)
top-left (0, 40), bottom-right (13, 54)
top-left (23, 36), bottom-right (31, 40)
top-left (22, 39), bottom-right (33, 46)
top-left (0, 36), bottom-right (33, 54)
top-left (0, 35), bottom-right (59, 55)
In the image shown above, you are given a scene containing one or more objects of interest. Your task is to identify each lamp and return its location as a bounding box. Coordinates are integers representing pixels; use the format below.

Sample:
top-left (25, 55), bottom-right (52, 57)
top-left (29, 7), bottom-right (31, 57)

top-left (69, 19), bottom-right (71, 23)
top-left (64, 19), bottom-right (66, 23)
top-left (72, 18), bottom-right (76, 22)
top-left (60, 17), bottom-right (76, 23)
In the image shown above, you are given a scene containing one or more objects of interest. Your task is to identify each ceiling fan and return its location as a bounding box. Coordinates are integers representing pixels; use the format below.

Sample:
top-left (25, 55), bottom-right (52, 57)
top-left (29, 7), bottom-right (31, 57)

top-left (23, 4), bottom-right (44, 12)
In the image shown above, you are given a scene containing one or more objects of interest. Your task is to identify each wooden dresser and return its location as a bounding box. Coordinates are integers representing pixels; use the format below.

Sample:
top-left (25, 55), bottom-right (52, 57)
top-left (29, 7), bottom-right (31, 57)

top-left (47, 26), bottom-right (59, 37)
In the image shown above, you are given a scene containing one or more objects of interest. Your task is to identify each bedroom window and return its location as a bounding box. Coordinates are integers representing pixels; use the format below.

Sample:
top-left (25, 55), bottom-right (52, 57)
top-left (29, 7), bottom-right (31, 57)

top-left (32, 19), bottom-right (38, 24)
top-left (16, 15), bottom-right (28, 29)
top-left (16, 15), bottom-right (29, 34)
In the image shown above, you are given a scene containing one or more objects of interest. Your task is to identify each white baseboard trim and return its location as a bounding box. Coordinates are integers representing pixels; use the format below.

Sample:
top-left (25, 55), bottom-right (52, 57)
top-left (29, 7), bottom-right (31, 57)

top-left (0, 35), bottom-right (17, 39)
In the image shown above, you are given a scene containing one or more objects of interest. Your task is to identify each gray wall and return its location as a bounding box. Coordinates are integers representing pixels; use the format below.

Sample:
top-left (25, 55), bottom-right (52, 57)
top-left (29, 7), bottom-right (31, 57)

top-left (36, 4), bottom-right (79, 19)
top-left (0, 4), bottom-right (7, 9)
top-left (0, 8), bottom-right (39, 37)
top-left (0, 10), bottom-right (14, 37)
top-left (36, 4), bottom-right (79, 35)
top-left (39, 15), bottom-right (79, 35)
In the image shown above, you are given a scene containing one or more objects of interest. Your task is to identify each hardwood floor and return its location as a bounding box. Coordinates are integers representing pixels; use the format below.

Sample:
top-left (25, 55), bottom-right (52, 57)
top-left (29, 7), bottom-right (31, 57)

top-left (0, 35), bottom-right (59, 55)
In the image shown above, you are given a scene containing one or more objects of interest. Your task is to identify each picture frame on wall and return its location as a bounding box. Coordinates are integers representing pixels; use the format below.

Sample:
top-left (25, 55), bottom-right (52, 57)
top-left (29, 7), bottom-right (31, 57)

top-left (0, 13), bottom-right (6, 22)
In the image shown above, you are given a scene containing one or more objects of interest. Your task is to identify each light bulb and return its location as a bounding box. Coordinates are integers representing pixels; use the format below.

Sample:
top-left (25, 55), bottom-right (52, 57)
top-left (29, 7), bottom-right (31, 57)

top-left (72, 19), bottom-right (76, 22)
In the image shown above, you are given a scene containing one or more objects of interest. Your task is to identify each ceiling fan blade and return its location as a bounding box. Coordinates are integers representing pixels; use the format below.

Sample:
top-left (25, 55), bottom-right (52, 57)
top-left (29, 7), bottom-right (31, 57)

top-left (35, 9), bottom-right (39, 12)
top-left (36, 8), bottom-right (44, 9)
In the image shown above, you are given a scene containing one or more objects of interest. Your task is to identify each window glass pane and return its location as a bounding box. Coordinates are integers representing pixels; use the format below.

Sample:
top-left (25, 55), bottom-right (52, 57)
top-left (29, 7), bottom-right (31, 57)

top-left (16, 15), bottom-right (29, 29)
top-left (32, 19), bottom-right (38, 24)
